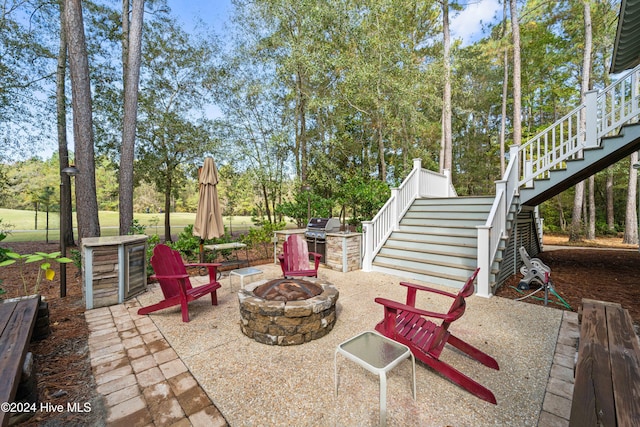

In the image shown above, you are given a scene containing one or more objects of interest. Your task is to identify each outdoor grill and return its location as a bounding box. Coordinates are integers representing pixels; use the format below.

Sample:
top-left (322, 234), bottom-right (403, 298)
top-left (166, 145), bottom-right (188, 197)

top-left (305, 217), bottom-right (340, 260)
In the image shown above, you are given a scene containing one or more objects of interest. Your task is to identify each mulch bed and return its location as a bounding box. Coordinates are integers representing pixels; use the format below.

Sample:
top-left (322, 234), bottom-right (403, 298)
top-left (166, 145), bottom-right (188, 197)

top-left (0, 241), bottom-right (106, 426)
top-left (1, 240), bottom-right (639, 425)
top-left (494, 248), bottom-right (640, 326)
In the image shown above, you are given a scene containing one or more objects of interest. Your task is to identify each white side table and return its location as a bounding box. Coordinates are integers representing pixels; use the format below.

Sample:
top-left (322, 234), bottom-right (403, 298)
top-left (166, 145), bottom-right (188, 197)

top-left (334, 331), bottom-right (416, 426)
top-left (229, 267), bottom-right (263, 290)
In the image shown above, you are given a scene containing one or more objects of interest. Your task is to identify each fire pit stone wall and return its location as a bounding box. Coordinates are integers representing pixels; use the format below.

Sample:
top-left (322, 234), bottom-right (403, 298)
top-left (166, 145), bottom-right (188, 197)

top-left (238, 279), bottom-right (339, 346)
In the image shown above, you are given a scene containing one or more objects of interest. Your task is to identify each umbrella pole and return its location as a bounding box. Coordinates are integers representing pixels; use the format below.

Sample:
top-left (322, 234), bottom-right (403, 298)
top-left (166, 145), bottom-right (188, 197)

top-left (199, 239), bottom-right (204, 263)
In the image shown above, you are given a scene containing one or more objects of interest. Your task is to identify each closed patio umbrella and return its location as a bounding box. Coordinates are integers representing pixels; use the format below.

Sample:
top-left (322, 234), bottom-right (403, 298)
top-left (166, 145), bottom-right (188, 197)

top-left (194, 157), bottom-right (225, 262)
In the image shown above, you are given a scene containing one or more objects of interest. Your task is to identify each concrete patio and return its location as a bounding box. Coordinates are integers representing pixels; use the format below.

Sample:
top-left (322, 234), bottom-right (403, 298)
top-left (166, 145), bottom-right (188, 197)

top-left (86, 262), bottom-right (578, 426)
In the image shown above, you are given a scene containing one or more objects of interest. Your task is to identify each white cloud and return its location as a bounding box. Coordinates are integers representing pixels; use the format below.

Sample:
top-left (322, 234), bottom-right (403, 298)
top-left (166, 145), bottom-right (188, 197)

top-left (451, 0), bottom-right (502, 46)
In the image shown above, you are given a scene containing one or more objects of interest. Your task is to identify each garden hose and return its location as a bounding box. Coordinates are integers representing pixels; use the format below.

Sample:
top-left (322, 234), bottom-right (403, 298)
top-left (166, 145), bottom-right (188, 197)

top-left (510, 285), bottom-right (572, 310)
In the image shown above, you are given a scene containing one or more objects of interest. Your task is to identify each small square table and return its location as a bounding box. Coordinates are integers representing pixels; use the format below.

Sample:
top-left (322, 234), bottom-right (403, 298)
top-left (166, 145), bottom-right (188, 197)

top-left (334, 331), bottom-right (416, 426)
top-left (229, 267), bottom-right (263, 290)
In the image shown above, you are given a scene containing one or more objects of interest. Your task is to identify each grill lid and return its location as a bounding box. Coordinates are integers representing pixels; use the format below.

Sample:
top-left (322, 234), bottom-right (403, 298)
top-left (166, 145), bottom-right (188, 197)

top-left (306, 217), bottom-right (340, 232)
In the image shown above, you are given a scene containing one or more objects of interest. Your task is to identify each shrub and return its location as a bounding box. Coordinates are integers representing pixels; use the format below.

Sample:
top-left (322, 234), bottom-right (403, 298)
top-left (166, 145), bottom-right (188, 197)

top-left (242, 221), bottom-right (285, 259)
top-left (129, 219), bottom-right (147, 235)
top-left (169, 225), bottom-right (234, 262)
top-left (145, 234), bottom-right (160, 276)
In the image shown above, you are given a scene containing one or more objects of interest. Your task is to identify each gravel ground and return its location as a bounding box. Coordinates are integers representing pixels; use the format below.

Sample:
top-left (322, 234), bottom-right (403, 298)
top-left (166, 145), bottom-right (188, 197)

top-left (136, 263), bottom-right (563, 427)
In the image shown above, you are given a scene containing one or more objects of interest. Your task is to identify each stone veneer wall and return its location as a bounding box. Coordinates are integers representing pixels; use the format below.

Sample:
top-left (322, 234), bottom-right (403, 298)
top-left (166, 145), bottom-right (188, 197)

top-left (324, 233), bottom-right (362, 272)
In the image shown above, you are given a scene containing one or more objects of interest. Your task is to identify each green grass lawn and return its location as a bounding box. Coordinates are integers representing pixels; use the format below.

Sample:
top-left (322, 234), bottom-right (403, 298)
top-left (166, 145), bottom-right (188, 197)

top-left (0, 208), bottom-right (259, 242)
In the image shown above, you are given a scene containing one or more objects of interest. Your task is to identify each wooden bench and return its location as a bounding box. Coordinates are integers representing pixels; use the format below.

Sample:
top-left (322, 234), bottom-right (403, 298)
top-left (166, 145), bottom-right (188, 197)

top-left (569, 299), bottom-right (640, 427)
top-left (0, 295), bottom-right (40, 427)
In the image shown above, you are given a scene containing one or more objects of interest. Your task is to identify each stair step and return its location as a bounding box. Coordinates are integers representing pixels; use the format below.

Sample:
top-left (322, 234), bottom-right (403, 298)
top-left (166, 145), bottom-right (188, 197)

top-left (390, 233), bottom-right (477, 248)
top-left (384, 238), bottom-right (477, 255)
top-left (400, 218), bottom-right (485, 228)
top-left (371, 263), bottom-right (474, 289)
top-left (373, 253), bottom-right (477, 276)
top-left (398, 224), bottom-right (478, 237)
top-left (378, 246), bottom-right (476, 264)
top-left (403, 211), bottom-right (489, 221)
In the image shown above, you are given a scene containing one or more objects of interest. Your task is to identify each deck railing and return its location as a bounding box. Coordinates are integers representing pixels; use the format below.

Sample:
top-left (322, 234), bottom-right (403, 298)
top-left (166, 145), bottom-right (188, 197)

top-left (362, 159), bottom-right (454, 271)
top-left (519, 64), bottom-right (640, 186)
top-left (482, 64), bottom-right (640, 295)
top-left (476, 145), bottom-right (521, 297)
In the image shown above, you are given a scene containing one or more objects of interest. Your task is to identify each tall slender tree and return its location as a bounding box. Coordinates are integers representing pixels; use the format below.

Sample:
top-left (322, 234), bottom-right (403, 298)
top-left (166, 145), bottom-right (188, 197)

top-left (499, 0), bottom-right (508, 175)
top-left (64, 0), bottom-right (100, 240)
top-left (441, 0), bottom-right (452, 173)
top-left (57, 0), bottom-right (74, 246)
top-left (623, 151), bottom-right (638, 244)
top-left (119, 0), bottom-right (145, 235)
top-left (569, 0), bottom-right (592, 242)
top-left (510, 0), bottom-right (521, 147)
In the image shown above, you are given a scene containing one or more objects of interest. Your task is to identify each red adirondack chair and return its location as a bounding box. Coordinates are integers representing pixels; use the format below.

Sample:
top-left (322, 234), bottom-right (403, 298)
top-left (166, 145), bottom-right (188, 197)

top-left (138, 244), bottom-right (222, 322)
top-left (277, 234), bottom-right (322, 278)
top-left (374, 268), bottom-right (500, 404)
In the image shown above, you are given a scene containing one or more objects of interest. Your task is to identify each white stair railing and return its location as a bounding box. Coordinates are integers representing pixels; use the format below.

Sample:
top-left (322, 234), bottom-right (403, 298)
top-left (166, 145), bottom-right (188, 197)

top-left (481, 64), bottom-right (640, 296)
top-left (476, 145), bottom-right (521, 297)
top-left (362, 159), bottom-right (454, 272)
top-left (519, 64), bottom-right (640, 186)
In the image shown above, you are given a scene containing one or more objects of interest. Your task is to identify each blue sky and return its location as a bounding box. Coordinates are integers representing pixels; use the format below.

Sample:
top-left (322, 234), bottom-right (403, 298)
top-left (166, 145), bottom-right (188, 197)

top-left (167, 0), bottom-right (502, 46)
top-left (166, 0), bottom-right (232, 34)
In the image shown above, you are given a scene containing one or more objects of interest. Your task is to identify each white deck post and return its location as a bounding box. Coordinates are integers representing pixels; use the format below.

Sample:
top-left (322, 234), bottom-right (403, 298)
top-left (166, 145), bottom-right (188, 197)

top-left (476, 225), bottom-right (492, 298)
top-left (362, 221), bottom-right (373, 272)
top-left (413, 158), bottom-right (422, 197)
top-left (390, 188), bottom-right (399, 231)
top-left (443, 169), bottom-right (453, 196)
top-left (495, 179), bottom-right (507, 220)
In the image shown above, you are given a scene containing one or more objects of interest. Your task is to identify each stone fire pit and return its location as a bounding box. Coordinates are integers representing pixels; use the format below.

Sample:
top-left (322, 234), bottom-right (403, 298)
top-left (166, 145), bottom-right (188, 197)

top-left (238, 278), bottom-right (339, 346)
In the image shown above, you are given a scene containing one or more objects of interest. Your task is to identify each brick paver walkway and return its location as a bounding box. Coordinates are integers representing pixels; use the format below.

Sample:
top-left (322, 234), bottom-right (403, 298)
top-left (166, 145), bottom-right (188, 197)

top-left (86, 302), bottom-right (228, 427)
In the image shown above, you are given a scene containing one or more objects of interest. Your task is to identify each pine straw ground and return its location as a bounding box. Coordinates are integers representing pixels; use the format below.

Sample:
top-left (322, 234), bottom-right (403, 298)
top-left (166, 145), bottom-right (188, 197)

top-left (1, 236), bottom-right (639, 425)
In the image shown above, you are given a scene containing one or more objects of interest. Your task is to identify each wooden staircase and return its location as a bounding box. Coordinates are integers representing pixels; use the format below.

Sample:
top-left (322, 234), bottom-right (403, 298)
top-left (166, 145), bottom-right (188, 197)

top-left (363, 64), bottom-right (640, 295)
top-left (372, 197), bottom-right (500, 289)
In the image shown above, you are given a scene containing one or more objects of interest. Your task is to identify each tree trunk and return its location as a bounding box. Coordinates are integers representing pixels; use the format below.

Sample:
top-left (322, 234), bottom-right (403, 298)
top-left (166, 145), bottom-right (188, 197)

top-left (164, 177), bottom-right (172, 242)
top-left (623, 151), bottom-right (638, 244)
top-left (554, 195), bottom-right (566, 231)
top-left (65, 0), bottom-right (100, 241)
top-left (376, 118), bottom-right (386, 180)
top-left (119, 0), bottom-right (144, 236)
top-left (261, 182), bottom-right (272, 223)
top-left (296, 68), bottom-right (307, 183)
top-left (122, 0), bottom-right (129, 77)
top-left (570, 0), bottom-right (593, 243)
top-left (606, 166), bottom-right (615, 232)
top-left (569, 181), bottom-right (584, 241)
top-left (500, 0), bottom-right (508, 175)
top-left (57, 0), bottom-right (74, 247)
top-left (441, 0), bottom-right (452, 172)
top-left (510, 0), bottom-right (522, 146)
